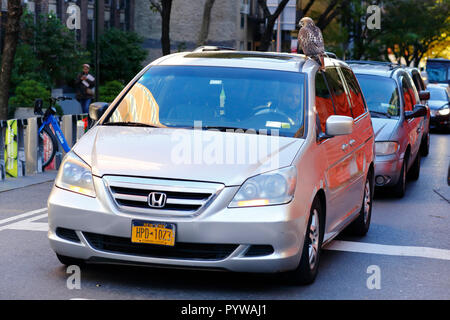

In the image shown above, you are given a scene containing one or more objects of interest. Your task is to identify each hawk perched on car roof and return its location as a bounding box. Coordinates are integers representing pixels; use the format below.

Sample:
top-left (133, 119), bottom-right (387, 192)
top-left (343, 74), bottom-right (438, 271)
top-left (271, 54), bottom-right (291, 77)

top-left (297, 17), bottom-right (325, 70)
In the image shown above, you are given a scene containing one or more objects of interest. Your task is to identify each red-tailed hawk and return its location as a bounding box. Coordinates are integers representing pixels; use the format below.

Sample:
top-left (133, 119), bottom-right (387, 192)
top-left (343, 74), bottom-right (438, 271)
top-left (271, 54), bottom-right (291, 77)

top-left (298, 17), bottom-right (325, 70)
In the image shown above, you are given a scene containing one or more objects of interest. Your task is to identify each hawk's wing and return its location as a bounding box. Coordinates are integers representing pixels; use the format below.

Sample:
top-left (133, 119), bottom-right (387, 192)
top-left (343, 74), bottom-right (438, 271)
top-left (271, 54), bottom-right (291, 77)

top-left (298, 25), bottom-right (325, 56)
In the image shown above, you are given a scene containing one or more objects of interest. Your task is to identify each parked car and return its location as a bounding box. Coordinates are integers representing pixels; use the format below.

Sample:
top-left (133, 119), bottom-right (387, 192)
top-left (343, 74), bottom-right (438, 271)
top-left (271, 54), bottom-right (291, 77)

top-left (406, 67), bottom-right (431, 156)
top-left (347, 61), bottom-right (427, 197)
top-left (48, 49), bottom-right (375, 285)
top-left (426, 58), bottom-right (450, 95)
top-left (426, 84), bottom-right (450, 131)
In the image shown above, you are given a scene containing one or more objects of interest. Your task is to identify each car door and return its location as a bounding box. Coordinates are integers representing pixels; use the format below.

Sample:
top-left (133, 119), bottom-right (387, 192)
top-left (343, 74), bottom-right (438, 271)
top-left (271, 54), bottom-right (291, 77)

top-left (340, 66), bottom-right (373, 209)
top-left (400, 73), bottom-right (422, 165)
top-left (317, 67), bottom-right (359, 234)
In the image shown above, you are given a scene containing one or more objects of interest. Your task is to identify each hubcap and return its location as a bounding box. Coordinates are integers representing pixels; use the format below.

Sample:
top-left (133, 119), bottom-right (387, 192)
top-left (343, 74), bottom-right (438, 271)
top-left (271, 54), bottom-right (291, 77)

top-left (308, 209), bottom-right (320, 270)
top-left (363, 180), bottom-right (371, 224)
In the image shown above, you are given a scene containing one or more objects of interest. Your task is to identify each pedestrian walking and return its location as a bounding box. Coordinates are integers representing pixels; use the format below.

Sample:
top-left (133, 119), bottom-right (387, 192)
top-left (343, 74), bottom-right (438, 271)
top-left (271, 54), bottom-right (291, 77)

top-left (75, 64), bottom-right (95, 114)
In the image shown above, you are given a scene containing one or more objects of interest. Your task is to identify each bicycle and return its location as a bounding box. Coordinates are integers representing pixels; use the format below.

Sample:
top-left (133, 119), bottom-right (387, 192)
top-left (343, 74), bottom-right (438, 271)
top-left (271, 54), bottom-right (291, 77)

top-left (34, 97), bottom-right (72, 169)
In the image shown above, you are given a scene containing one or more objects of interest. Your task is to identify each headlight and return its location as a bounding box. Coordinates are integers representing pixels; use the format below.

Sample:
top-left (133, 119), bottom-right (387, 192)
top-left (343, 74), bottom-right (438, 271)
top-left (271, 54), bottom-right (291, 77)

top-left (375, 141), bottom-right (399, 156)
top-left (55, 152), bottom-right (96, 197)
top-left (437, 107), bottom-right (450, 116)
top-left (229, 166), bottom-right (297, 208)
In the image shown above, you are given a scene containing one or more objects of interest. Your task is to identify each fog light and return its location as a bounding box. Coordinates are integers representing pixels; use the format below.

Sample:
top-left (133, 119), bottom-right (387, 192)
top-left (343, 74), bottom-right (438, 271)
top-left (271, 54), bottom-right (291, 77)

top-left (375, 175), bottom-right (386, 185)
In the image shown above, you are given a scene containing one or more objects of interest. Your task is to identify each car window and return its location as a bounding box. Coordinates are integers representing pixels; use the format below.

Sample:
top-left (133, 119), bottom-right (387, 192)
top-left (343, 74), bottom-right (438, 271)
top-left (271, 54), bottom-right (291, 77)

top-left (341, 67), bottom-right (366, 119)
top-left (401, 75), bottom-right (418, 112)
top-left (323, 68), bottom-right (353, 118)
top-left (428, 86), bottom-right (449, 101)
top-left (355, 74), bottom-right (400, 118)
top-left (105, 66), bottom-right (306, 138)
top-left (315, 72), bottom-right (335, 132)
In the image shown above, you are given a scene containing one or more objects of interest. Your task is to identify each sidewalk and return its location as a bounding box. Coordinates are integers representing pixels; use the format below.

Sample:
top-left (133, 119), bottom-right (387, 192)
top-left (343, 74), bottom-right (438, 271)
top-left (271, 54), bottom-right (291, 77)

top-left (0, 171), bottom-right (58, 193)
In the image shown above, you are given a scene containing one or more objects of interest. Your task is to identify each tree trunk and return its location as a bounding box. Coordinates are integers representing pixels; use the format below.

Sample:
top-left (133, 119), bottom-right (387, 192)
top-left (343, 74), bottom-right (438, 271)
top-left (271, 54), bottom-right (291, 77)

top-left (161, 0), bottom-right (173, 56)
top-left (257, 0), bottom-right (290, 52)
top-left (197, 0), bottom-right (216, 47)
top-left (0, 0), bottom-right (23, 120)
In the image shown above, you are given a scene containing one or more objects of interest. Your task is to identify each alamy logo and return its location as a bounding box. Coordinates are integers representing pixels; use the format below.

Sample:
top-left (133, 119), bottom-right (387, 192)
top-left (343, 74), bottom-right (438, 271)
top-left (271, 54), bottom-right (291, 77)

top-left (366, 265), bottom-right (381, 290)
top-left (66, 4), bottom-right (81, 30)
top-left (66, 265), bottom-right (81, 290)
top-left (366, 5), bottom-right (381, 30)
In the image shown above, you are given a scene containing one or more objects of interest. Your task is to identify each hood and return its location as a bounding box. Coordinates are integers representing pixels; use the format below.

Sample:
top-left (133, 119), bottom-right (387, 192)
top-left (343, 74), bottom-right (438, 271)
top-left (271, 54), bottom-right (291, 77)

top-left (72, 126), bottom-right (304, 186)
top-left (371, 118), bottom-right (398, 141)
top-left (428, 100), bottom-right (448, 110)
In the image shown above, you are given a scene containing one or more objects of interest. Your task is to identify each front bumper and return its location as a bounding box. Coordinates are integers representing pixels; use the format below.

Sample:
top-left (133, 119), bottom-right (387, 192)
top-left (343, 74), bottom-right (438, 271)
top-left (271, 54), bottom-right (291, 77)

top-left (430, 113), bottom-right (450, 130)
top-left (374, 153), bottom-right (403, 187)
top-left (48, 176), bottom-right (307, 273)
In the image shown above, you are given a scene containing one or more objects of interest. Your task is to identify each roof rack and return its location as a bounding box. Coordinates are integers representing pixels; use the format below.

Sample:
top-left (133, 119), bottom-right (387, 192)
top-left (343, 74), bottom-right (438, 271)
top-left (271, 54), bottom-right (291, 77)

top-left (345, 60), bottom-right (402, 70)
top-left (325, 51), bottom-right (338, 59)
top-left (193, 46), bottom-right (236, 52)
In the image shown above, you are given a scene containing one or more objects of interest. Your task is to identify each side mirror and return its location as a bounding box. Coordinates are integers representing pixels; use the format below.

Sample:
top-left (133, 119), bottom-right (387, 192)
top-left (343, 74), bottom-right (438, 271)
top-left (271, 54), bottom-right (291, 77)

top-left (419, 90), bottom-right (430, 101)
top-left (405, 104), bottom-right (427, 119)
top-left (325, 115), bottom-right (353, 136)
top-left (89, 102), bottom-right (109, 121)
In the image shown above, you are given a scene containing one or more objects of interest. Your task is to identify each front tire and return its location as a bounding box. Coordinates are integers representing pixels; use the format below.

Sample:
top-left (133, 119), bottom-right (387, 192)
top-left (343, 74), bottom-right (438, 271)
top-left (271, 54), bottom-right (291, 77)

top-left (392, 157), bottom-right (407, 198)
top-left (287, 197), bottom-right (323, 285)
top-left (39, 126), bottom-right (58, 169)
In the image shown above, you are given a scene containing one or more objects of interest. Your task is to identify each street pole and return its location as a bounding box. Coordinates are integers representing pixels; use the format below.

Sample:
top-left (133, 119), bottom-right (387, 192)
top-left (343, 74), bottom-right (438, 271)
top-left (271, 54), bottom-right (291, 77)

top-left (94, 0), bottom-right (99, 102)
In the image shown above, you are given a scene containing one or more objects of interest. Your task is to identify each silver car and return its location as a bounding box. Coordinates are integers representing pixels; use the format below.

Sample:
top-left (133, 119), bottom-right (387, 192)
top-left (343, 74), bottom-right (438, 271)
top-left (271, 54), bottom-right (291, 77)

top-left (348, 61), bottom-right (428, 198)
top-left (48, 49), bottom-right (375, 284)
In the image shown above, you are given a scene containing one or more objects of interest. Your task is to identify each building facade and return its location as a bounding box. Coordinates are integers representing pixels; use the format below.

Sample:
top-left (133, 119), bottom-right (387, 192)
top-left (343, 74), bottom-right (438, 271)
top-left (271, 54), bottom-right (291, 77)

top-left (0, 0), bottom-right (135, 50)
top-left (134, 0), bottom-right (263, 64)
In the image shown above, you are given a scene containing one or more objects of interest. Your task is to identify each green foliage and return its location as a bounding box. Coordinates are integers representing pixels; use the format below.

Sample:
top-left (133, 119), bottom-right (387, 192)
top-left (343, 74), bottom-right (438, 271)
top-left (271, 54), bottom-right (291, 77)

top-left (99, 81), bottom-right (125, 103)
top-left (9, 80), bottom-right (51, 109)
top-left (92, 28), bottom-right (147, 84)
top-left (19, 11), bottom-right (90, 86)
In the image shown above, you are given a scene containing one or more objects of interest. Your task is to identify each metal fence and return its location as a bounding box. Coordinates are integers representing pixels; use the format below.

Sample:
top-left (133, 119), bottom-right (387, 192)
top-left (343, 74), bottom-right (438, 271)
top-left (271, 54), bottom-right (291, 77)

top-left (0, 114), bottom-right (88, 181)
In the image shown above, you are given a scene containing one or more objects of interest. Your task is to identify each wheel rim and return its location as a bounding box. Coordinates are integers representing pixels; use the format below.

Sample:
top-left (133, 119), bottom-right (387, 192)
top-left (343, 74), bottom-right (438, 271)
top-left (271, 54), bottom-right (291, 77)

top-left (363, 179), bottom-right (371, 224)
top-left (308, 209), bottom-right (320, 270)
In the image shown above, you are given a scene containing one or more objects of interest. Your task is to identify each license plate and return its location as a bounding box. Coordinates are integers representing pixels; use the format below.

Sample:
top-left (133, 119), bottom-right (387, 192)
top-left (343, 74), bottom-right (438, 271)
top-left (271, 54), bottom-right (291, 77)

top-left (131, 220), bottom-right (176, 246)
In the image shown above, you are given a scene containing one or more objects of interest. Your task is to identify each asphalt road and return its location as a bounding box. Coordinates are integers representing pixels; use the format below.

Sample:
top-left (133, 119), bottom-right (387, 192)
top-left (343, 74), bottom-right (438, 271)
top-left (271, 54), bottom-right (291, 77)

top-left (0, 133), bottom-right (449, 300)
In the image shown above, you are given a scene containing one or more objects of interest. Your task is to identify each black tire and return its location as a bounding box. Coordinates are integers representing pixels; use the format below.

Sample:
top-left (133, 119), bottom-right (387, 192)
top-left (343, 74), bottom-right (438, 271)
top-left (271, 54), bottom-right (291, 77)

top-left (56, 254), bottom-right (84, 266)
top-left (392, 157), bottom-right (407, 198)
top-left (346, 174), bottom-right (373, 236)
top-left (39, 126), bottom-right (58, 169)
top-left (287, 197), bottom-right (323, 285)
top-left (408, 152), bottom-right (421, 181)
top-left (420, 130), bottom-right (430, 157)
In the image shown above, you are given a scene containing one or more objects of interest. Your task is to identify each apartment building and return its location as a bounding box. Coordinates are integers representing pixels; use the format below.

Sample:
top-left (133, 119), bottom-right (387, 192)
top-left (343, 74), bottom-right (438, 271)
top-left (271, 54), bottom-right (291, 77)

top-left (0, 0), bottom-right (135, 49)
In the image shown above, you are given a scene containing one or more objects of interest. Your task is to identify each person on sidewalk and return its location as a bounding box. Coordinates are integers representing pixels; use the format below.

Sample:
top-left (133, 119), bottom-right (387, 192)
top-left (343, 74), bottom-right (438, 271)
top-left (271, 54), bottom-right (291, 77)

top-left (75, 64), bottom-right (95, 114)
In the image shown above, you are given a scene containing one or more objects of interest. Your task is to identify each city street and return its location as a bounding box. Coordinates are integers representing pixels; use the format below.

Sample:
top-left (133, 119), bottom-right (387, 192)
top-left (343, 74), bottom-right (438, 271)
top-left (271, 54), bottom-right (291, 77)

top-left (0, 132), bottom-right (448, 300)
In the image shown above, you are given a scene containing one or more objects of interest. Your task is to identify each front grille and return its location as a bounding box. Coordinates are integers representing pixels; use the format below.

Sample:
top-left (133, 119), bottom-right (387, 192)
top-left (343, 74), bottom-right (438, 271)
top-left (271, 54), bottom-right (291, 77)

top-left (104, 176), bottom-right (224, 216)
top-left (83, 232), bottom-right (238, 261)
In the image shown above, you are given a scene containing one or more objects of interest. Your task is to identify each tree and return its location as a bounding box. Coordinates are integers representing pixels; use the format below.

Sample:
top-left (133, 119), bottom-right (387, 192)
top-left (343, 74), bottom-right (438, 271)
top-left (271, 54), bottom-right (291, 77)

top-left (19, 11), bottom-right (90, 87)
top-left (378, 0), bottom-right (450, 66)
top-left (197, 0), bottom-right (216, 46)
top-left (0, 0), bottom-right (23, 120)
top-left (96, 28), bottom-right (147, 84)
top-left (150, 0), bottom-right (173, 56)
top-left (257, 0), bottom-right (290, 51)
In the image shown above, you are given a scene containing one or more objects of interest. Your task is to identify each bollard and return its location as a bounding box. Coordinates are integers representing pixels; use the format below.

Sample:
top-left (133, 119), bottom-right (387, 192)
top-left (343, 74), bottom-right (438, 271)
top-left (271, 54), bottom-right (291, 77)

top-left (61, 114), bottom-right (77, 157)
top-left (16, 119), bottom-right (26, 177)
top-left (25, 117), bottom-right (42, 175)
top-left (0, 120), bottom-right (5, 181)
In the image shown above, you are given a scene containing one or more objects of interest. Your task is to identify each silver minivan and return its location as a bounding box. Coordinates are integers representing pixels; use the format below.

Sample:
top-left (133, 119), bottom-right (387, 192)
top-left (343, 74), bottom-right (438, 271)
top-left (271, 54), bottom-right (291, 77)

top-left (48, 50), bottom-right (375, 284)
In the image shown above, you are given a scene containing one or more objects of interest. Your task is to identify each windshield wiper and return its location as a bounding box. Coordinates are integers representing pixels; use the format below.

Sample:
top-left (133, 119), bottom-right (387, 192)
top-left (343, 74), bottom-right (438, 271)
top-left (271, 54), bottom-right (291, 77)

top-left (102, 122), bottom-right (163, 128)
top-left (369, 111), bottom-right (391, 119)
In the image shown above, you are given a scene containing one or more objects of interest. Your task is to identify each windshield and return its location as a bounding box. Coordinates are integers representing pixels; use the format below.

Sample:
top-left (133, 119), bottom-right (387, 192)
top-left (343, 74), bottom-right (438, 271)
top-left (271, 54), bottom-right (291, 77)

top-left (427, 64), bottom-right (449, 83)
top-left (355, 74), bottom-right (400, 118)
top-left (105, 66), bottom-right (306, 137)
top-left (428, 86), bottom-right (449, 101)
